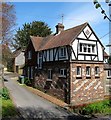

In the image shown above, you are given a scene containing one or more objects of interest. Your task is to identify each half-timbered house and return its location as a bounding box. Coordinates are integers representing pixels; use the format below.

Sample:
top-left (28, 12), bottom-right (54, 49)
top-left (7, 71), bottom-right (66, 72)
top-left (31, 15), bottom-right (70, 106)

top-left (24, 22), bottom-right (105, 105)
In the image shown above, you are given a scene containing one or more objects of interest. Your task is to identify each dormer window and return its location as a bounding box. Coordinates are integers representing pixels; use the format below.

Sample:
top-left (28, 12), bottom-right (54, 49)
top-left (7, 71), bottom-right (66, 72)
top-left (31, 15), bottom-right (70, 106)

top-left (59, 47), bottom-right (66, 58)
top-left (28, 51), bottom-right (32, 59)
top-left (79, 43), bottom-right (95, 54)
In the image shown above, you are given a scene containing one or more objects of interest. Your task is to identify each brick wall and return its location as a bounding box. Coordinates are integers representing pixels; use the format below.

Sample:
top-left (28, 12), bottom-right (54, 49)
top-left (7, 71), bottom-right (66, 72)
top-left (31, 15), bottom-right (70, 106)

top-left (70, 62), bottom-right (105, 105)
top-left (34, 61), bottom-right (70, 103)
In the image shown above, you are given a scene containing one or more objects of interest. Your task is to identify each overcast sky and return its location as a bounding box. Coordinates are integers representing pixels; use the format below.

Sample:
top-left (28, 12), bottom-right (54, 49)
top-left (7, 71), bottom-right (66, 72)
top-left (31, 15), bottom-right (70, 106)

top-left (13, 2), bottom-right (110, 53)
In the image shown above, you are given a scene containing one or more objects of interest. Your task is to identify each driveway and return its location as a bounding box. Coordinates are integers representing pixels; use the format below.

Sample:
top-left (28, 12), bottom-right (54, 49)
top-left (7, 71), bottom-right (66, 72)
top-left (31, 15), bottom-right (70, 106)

top-left (3, 72), bottom-right (89, 120)
top-left (3, 72), bottom-right (111, 120)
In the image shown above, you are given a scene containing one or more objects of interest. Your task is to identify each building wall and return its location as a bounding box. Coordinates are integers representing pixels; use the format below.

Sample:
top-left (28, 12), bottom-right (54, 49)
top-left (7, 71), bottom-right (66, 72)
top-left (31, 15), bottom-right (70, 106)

top-left (70, 62), bottom-right (105, 105)
top-left (15, 52), bottom-right (25, 66)
top-left (25, 41), bottom-right (37, 78)
top-left (34, 61), bottom-right (70, 103)
top-left (104, 70), bottom-right (111, 96)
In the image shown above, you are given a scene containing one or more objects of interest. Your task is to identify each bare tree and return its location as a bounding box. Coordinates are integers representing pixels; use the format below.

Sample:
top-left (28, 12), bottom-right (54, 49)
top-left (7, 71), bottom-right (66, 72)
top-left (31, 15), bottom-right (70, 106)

top-left (0, 2), bottom-right (16, 44)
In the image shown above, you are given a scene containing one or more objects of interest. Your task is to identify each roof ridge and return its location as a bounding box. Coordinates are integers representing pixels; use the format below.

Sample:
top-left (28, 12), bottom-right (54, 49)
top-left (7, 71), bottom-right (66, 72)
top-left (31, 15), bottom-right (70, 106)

top-left (63, 22), bottom-right (88, 32)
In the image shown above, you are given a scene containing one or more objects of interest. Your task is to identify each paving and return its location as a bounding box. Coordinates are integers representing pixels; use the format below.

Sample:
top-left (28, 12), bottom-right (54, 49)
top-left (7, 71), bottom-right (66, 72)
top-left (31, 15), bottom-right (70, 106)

top-left (3, 72), bottom-right (111, 120)
top-left (3, 72), bottom-right (89, 120)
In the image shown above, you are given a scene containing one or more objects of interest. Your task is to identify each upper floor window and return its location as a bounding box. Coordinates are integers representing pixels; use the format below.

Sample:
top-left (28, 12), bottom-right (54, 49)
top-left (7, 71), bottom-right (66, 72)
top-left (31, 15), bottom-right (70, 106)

top-left (95, 66), bottom-right (99, 76)
top-left (28, 51), bottom-right (32, 59)
top-left (60, 69), bottom-right (67, 77)
top-left (59, 47), bottom-right (66, 58)
top-left (86, 66), bottom-right (91, 76)
top-left (108, 70), bottom-right (111, 77)
top-left (76, 66), bottom-right (82, 77)
top-left (38, 52), bottom-right (42, 69)
top-left (79, 43), bottom-right (95, 54)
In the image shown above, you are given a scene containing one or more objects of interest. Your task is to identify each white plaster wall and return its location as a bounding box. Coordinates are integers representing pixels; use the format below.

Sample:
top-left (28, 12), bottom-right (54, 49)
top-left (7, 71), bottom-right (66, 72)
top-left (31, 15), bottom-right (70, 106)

top-left (97, 42), bottom-right (103, 61)
top-left (15, 52), bottom-right (25, 66)
top-left (78, 32), bottom-right (86, 39)
top-left (72, 39), bottom-right (78, 60)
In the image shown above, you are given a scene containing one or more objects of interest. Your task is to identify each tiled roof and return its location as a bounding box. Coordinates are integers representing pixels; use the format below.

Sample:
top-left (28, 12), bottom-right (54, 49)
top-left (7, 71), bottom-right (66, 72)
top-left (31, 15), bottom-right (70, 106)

top-left (13, 47), bottom-right (25, 58)
top-left (30, 36), bottom-right (43, 51)
top-left (104, 51), bottom-right (109, 57)
top-left (30, 22), bottom-right (88, 51)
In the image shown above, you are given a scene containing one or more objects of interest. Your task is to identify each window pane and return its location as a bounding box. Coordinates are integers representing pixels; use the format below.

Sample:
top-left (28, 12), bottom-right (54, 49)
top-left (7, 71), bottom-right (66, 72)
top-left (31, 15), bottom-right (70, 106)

top-left (64, 69), bottom-right (67, 76)
top-left (92, 45), bottom-right (95, 53)
top-left (83, 44), bottom-right (87, 52)
top-left (60, 47), bottom-right (66, 57)
top-left (108, 70), bottom-right (111, 76)
top-left (86, 67), bottom-right (90, 75)
top-left (95, 67), bottom-right (99, 75)
top-left (60, 69), bottom-right (67, 76)
top-left (48, 69), bottom-right (52, 79)
top-left (80, 43), bottom-right (82, 52)
top-left (77, 66), bottom-right (81, 75)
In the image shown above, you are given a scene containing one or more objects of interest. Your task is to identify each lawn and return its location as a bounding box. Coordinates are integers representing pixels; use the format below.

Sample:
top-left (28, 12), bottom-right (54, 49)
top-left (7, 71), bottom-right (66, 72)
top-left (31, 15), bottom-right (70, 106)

top-left (0, 87), bottom-right (18, 118)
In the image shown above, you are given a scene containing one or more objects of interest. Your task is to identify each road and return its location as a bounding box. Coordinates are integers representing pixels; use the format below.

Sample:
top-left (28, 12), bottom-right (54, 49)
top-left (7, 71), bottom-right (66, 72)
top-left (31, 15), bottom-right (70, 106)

top-left (3, 72), bottom-right (90, 120)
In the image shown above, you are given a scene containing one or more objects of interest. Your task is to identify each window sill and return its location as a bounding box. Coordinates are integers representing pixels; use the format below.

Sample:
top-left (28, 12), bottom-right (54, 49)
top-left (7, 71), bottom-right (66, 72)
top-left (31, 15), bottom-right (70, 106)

top-left (46, 79), bottom-right (52, 81)
top-left (86, 76), bottom-right (91, 79)
top-left (95, 75), bottom-right (100, 78)
top-left (107, 76), bottom-right (111, 79)
top-left (58, 75), bottom-right (66, 78)
top-left (79, 52), bottom-right (96, 55)
top-left (76, 76), bottom-right (82, 79)
top-left (59, 56), bottom-right (66, 59)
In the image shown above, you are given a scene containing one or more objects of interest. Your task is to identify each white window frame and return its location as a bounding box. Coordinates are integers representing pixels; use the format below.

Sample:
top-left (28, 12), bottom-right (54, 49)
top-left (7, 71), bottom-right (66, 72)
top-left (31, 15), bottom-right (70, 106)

top-left (79, 43), bottom-right (95, 54)
top-left (48, 69), bottom-right (52, 80)
top-left (59, 47), bottom-right (66, 58)
top-left (28, 51), bottom-right (32, 59)
top-left (108, 70), bottom-right (111, 77)
top-left (76, 66), bottom-right (82, 77)
top-left (31, 66), bottom-right (33, 79)
top-left (60, 69), bottom-right (67, 77)
top-left (95, 66), bottom-right (99, 76)
top-left (86, 66), bottom-right (91, 76)
top-left (38, 52), bottom-right (42, 69)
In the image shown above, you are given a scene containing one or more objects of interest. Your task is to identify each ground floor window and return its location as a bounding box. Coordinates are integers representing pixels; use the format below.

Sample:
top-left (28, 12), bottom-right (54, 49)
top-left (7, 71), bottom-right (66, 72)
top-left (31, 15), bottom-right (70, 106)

top-left (86, 66), bottom-right (91, 76)
top-left (108, 70), bottom-right (111, 77)
top-left (76, 66), bottom-right (82, 77)
top-left (60, 69), bottom-right (67, 77)
top-left (48, 69), bottom-right (52, 80)
top-left (95, 66), bottom-right (99, 76)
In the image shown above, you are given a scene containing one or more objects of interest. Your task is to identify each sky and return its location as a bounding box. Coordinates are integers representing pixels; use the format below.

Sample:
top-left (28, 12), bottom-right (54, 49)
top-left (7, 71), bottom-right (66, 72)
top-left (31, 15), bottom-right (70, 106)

top-left (13, 2), bottom-right (110, 53)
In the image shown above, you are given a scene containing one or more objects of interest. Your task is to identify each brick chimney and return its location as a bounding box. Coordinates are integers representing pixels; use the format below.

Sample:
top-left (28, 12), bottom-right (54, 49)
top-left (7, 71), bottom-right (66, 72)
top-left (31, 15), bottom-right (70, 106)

top-left (55, 23), bottom-right (64, 34)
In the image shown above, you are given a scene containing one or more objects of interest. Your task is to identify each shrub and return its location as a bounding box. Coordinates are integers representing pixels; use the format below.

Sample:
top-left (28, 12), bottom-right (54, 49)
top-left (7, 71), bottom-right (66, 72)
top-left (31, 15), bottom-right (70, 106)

top-left (0, 87), bottom-right (10, 100)
top-left (79, 100), bottom-right (111, 115)
top-left (24, 77), bottom-right (31, 86)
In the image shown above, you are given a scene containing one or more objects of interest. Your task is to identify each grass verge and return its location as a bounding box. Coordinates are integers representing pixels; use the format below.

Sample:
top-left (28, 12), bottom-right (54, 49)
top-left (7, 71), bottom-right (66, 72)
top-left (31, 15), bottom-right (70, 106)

top-left (2, 99), bottom-right (17, 117)
top-left (0, 87), bottom-right (18, 117)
